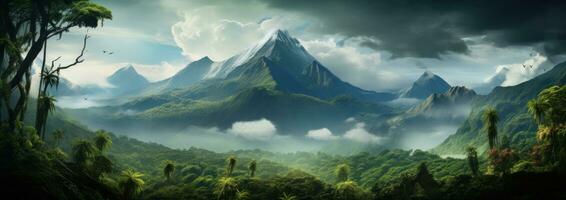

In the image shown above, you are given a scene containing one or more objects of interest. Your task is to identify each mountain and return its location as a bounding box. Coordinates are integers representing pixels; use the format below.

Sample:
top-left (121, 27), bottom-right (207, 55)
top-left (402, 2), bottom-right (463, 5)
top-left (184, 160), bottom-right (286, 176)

top-left (380, 86), bottom-right (477, 149)
top-left (152, 30), bottom-right (395, 102)
top-left (433, 62), bottom-right (566, 155)
top-left (67, 30), bottom-right (398, 139)
top-left (67, 87), bottom-right (393, 135)
top-left (401, 71), bottom-right (451, 99)
top-left (166, 56), bottom-right (213, 88)
top-left (106, 65), bottom-right (149, 95)
top-left (406, 86), bottom-right (477, 116)
top-left (48, 78), bottom-right (105, 97)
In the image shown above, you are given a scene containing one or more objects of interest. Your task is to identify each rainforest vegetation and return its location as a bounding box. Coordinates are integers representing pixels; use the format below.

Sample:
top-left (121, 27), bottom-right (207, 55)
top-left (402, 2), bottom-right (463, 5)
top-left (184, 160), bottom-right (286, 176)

top-left (1, 0), bottom-right (566, 200)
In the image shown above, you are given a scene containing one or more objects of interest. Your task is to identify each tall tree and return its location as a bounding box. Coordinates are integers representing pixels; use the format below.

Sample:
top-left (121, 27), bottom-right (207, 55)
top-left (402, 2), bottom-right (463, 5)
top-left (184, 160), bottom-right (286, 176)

top-left (93, 130), bottom-right (112, 152)
top-left (248, 160), bottom-right (257, 178)
top-left (72, 139), bottom-right (96, 168)
top-left (335, 163), bottom-right (350, 183)
top-left (482, 107), bottom-right (499, 150)
top-left (0, 0), bottom-right (111, 132)
top-left (528, 85), bottom-right (566, 165)
top-left (163, 160), bottom-right (175, 181)
top-left (466, 147), bottom-right (479, 176)
top-left (528, 99), bottom-right (545, 125)
top-left (35, 94), bottom-right (56, 139)
top-left (215, 177), bottom-right (238, 200)
top-left (226, 156), bottom-right (236, 177)
top-left (119, 169), bottom-right (145, 200)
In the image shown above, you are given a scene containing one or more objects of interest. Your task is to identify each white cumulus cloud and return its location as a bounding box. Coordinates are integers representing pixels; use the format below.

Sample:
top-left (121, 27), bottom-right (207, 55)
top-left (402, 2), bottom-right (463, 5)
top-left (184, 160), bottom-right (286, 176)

top-left (306, 128), bottom-right (338, 140)
top-left (227, 118), bottom-right (277, 140)
top-left (343, 122), bottom-right (382, 144)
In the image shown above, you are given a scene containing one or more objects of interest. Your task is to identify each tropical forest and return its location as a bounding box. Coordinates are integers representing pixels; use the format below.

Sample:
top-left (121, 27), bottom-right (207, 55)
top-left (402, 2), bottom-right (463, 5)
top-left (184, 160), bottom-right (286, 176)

top-left (1, 0), bottom-right (566, 199)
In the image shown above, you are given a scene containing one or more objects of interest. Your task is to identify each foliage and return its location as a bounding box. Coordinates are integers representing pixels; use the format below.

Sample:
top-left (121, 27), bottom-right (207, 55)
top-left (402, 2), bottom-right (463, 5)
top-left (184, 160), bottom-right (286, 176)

top-left (335, 163), bottom-right (350, 183)
top-left (119, 169), bottom-right (145, 200)
top-left (72, 139), bottom-right (97, 168)
top-left (482, 107), bottom-right (499, 150)
top-left (164, 160), bottom-right (175, 180)
top-left (466, 147), bottom-right (479, 176)
top-left (93, 130), bottom-right (112, 152)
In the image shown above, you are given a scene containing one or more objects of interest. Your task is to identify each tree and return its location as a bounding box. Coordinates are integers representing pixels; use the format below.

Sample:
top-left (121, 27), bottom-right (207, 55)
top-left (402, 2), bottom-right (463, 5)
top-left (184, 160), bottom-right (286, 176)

top-left (466, 147), bottom-right (479, 176)
top-left (334, 180), bottom-right (364, 200)
top-left (119, 169), bottom-right (145, 200)
top-left (227, 156), bottom-right (236, 177)
top-left (93, 130), bottom-right (112, 152)
top-left (92, 155), bottom-right (112, 178)
top-left (488, 148), bottom-right (517, 176)
top-left (335, 163), bottom-right (351, 183)
top-left (483, 107), bottom-right (499, 150)
top-left (163, 160), bottom-right (175, 181)
top-left (248, 160), bottom-right (257, 178)
top-left (279, 192), bottom-right (297, 200)
top-left (414, 162), bottom-right (439, 196)
top-left (528, 99), bottom-right (545, 125)
top-left (72, 139), bottom-right (96, 168)
top-left (0, 0), bottom-right (111, 132)
top-left (528, 85), bottom-right (566, 166)
top-left (52, 129), bottom-right (64, 147)
top-left (35, 94), bottom-right (56, 139)
top-left (215, 177), bottom-right (238, 200)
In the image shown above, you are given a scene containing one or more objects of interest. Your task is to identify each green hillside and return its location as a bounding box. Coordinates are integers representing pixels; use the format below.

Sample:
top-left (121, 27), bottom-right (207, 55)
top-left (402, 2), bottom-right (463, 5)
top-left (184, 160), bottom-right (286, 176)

top-left (433, 62), bottom-right (566, 155)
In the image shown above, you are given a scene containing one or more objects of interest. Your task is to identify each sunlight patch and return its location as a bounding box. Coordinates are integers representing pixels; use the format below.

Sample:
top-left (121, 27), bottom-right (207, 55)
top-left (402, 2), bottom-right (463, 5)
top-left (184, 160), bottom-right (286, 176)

top-left (343, 123), bottom-right (382, 144)
top-left (227, 118), bottom-right (277, 140)
top-left (306, 128), bottom-right (338, 140)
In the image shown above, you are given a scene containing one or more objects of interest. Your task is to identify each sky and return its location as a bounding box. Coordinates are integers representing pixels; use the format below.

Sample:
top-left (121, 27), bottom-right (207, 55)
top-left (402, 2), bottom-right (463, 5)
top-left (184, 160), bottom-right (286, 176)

top-left (45, 0), bottom-right (566, 93)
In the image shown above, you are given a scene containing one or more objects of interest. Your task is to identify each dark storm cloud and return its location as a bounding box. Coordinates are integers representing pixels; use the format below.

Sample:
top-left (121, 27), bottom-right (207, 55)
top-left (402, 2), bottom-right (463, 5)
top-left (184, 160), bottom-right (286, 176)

top-left (259, 0), bottom-right (566, 58)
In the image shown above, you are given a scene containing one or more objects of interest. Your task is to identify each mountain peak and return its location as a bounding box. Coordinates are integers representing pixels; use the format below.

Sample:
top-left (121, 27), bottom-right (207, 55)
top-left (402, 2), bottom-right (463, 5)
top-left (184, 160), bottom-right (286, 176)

top-left (204, 29), bottom-right (315, 79)
top-left (402, 71), bottom-right (451, 99)
top-left (266, 29), bottom-right (293, 42)
top-left (107, 64), bottom-right (149, 88)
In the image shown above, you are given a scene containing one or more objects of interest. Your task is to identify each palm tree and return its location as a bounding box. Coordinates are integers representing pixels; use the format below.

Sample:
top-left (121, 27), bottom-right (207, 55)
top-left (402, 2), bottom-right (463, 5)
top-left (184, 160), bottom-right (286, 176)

top-left (72, 139), bottom-right (97, 168)
top-left (227, 156), bottom-right (236, 177)
top-left (483, 107), bottom-right (499, 150)
top-left (279, 192), bottom-right (297, 200)
top-left (216, 177), bottom-right (238, 200)
top-left (93, 130), bottom-right (112, 152)
top-left (52, 129), bottom-right (64, 147)
top-left (163, 160), bottom-right (175, 181)
top-left (92, 155), bottom-right (113, 178)
top-left (35, 94), bottom-right (57, 140)
top-left (466, 147), bottom-right (479, 176)
top-left (248, 160), bottom-right (257, 177)
top-left (528, 99), bottom-right (545, 125)
top-left (119, 169), bottom-right (145, 200)
top-left (335, 163), bottom-right (351, 183)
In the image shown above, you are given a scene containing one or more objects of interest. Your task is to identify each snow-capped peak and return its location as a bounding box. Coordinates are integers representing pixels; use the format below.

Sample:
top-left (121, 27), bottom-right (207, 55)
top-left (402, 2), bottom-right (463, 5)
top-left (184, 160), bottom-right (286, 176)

top-left (204, 29), bottom-right (314, 79)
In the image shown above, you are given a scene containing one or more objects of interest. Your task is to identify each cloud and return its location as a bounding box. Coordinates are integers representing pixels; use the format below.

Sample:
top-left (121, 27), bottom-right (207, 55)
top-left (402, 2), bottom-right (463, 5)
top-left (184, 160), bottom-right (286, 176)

top-left (171, 9), bottom-right (301, 61)
top-left (260, 0), bottom-right (566, 58)
top-left (227, 118), bottom-right (277, 140)
top-left (476, 53), bottom-right (562, 93)
top-left (343, 123), bottom-right (383, 144)
top-left (306, 128), bottom-right (338, 140)
top-left (302, 37), bottom-right (406, 91)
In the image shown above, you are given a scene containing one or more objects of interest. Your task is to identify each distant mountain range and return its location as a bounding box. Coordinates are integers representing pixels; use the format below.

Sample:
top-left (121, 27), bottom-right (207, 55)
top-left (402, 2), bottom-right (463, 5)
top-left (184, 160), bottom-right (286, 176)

top-left (59, 29), bottom-right (566, 153)
top-left (433, 61), bottom-right (566, 155)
